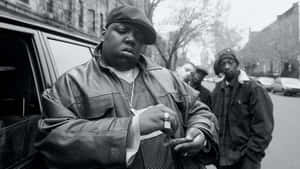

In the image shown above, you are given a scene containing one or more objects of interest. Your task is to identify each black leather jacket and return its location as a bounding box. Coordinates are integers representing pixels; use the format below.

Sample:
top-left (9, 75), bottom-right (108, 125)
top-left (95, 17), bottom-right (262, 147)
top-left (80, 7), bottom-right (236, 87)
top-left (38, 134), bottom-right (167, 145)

top-left (36, 48), bottom-right (219, 169)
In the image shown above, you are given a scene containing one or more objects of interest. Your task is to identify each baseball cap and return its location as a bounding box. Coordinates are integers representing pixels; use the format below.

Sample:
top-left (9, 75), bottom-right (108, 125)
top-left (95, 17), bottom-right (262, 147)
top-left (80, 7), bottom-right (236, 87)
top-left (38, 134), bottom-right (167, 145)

top-left (195, 66), bottom-right (208, 76)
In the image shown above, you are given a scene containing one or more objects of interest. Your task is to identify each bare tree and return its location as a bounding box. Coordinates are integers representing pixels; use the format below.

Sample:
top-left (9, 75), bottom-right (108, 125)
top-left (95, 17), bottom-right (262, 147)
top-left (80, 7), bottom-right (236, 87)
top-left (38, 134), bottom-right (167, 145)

top-left (120, 0), bottom-right (164, 23)
top-left (152, 0), bottom-right (222, 70)
top-left (145, 0), bottom-right (164, 23)
top-left (213, 21), bottom-right (243, 53)
top-left (123, 0), bottom-right (230, 70)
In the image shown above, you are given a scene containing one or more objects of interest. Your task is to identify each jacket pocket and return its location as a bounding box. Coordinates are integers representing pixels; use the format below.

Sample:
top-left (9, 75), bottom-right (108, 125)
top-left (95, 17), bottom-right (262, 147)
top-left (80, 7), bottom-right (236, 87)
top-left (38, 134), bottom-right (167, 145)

top-left (230, 100), bottom-right (251, 146)
top-left (77, 93), bottom-right (115, 120)
top-left (231, 99), bottom-right (251, 121)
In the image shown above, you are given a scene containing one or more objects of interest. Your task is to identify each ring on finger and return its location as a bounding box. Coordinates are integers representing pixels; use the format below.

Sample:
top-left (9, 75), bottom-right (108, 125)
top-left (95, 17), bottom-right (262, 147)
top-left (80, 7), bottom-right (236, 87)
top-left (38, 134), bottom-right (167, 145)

top-left (163, 112), bottom-right (171, 129)
top-left (164, 112), bottom-right (170, 121)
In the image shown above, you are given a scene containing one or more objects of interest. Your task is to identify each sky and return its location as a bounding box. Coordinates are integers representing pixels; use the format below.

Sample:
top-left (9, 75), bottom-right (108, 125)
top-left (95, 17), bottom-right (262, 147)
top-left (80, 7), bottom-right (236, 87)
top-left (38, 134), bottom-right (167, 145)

top-left (153, 0), bottom-right (298, 65)
top-left (154, 0), bottom-right (298, 34)
top-left (227, 0), bottom-right (297, 31)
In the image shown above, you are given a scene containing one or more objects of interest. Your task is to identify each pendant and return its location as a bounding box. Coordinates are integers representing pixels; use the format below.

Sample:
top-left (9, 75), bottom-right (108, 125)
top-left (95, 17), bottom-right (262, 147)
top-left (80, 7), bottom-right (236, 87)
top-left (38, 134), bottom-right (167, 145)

top-left (164, 120), bottom-right (171, 129)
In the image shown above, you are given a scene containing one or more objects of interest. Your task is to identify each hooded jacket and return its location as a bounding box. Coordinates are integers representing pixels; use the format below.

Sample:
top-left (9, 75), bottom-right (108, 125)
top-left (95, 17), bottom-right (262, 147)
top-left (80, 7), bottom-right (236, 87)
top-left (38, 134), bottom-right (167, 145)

top-left (35, 45), bottom-right (219, 169)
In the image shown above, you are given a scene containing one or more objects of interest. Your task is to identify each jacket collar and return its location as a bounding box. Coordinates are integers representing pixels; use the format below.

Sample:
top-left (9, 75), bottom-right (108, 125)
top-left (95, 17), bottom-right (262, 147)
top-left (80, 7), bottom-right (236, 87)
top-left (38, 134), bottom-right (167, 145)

top-left (220, 69), bottom-right (250, 89)
top-left (238, 69), bottom-right (250, 83)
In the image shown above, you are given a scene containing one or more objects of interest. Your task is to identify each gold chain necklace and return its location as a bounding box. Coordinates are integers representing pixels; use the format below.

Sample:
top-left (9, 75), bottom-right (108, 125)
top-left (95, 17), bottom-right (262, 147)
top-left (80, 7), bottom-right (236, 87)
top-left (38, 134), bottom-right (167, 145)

top-left (129, 79), bottom-right (136, 113)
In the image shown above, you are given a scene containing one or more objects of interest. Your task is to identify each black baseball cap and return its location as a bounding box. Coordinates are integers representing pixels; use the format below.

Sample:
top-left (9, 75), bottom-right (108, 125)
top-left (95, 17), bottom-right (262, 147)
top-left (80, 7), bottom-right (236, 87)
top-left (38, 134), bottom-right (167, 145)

top-left (195, 67), bottom-right (208, 76)
top-left (106, 5), bottom-right (157, 44)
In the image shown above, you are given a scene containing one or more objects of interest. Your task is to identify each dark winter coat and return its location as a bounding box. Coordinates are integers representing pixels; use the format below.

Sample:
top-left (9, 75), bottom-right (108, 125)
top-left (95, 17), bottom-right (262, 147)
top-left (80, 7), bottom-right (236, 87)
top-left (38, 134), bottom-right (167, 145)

top-left (211, 70), bottom-right (274, 165)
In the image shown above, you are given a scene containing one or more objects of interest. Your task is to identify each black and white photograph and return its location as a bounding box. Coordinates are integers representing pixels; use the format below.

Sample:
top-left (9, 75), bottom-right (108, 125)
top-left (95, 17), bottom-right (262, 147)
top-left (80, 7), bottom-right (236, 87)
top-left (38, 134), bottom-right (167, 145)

top-left (0, 0), bottom-right (299, 169)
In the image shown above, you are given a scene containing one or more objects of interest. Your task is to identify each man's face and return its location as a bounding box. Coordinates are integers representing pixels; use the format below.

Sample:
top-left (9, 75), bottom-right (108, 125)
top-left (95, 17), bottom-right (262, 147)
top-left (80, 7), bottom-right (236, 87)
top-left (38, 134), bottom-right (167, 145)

top-left (178, 63), bottom-right (195, 81)
top-left (219, 56), bottom-right (239, 81)
top-left (102, 23), bottom-right (145, 71)
top-left (191, 72), bottom-right (205, 84)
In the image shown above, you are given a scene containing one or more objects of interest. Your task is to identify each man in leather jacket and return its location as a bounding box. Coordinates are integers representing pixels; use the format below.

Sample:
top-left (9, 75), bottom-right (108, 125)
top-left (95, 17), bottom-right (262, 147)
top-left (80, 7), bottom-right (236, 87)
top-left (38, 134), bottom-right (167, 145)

top-left (35, 5), bottom-right (219, 169)
top-left (211, 48), bottom-right (274, 169)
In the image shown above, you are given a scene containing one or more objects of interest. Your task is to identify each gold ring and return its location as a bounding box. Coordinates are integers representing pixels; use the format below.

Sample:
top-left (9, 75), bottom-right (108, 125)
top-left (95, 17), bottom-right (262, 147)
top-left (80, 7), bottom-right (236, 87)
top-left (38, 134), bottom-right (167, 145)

top-left (163, 113), bottom-right (171, 129)
top-left (164, 112), bottom-right (170, 121)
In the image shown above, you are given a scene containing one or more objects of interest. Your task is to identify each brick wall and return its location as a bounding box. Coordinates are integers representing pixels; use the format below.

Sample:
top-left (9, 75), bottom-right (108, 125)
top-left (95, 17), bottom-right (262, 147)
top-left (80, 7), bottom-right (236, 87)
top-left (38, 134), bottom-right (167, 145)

top-left (0, 0), bottom-right (148, 41)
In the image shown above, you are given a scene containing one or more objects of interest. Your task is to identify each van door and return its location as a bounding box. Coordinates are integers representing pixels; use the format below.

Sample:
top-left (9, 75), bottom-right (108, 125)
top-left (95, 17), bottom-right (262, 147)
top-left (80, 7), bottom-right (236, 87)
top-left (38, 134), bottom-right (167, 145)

top-left (0, 29), bottom-right (44, 169)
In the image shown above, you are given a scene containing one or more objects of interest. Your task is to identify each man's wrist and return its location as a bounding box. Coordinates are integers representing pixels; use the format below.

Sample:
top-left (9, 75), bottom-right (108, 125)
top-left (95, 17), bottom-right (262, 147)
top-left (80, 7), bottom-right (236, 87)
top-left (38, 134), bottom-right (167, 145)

top-left (191, 128), bottom-right (210, 151)
top-left (198, 130), bottom-right (207, 147)
top-left (198, 130), bottom-right (211, 152)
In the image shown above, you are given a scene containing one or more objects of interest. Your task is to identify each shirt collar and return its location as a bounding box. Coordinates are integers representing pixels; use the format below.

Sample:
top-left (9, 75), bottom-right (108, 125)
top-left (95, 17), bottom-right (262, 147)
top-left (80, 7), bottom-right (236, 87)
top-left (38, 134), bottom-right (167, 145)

top-left (238, 69), bottom-right (250, 83)
top-left (107, 66), bottom-right (139, 83)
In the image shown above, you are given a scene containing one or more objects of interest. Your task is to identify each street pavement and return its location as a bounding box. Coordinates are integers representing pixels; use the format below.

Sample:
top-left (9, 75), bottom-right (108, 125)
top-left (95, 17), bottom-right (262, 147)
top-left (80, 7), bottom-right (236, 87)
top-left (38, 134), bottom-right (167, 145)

top-left (202, 81), bottom-right (300, 169)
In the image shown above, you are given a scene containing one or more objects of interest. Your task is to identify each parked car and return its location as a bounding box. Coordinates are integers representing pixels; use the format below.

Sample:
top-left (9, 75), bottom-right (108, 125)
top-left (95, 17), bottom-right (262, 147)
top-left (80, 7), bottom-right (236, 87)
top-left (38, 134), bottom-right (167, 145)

top-left (256, 76), bottom-right (274, 91)
top-left (248, 76), bottom-right (257, 81)
top-left (0, 11), bottom-right (98, 169)
top-left (271, 77), bottom-right (300, 96)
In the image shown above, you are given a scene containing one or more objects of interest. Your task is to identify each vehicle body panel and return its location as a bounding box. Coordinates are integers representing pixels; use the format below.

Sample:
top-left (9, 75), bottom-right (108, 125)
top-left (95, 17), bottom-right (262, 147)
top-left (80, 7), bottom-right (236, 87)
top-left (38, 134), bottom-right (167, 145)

top-left (271, 77), bottom-right (300, 95)
top-left (256, 76), bottom-right (274, 91)
top-left (0, 11), bottom-right (98, 169)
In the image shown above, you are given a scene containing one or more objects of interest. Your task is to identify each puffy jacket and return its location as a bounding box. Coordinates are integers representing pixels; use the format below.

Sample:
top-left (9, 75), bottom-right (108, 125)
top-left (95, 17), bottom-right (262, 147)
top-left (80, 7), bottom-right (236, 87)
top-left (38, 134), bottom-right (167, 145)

top-left (35, 52), bottom-right (219, 169)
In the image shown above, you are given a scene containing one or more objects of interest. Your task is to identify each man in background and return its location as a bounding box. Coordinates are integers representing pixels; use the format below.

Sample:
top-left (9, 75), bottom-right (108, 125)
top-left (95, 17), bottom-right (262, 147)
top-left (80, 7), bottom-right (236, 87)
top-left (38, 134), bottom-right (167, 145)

top-left (211, 48), bottom-right (274, 169)
top-left (189, 67), bottom-right (212, 109)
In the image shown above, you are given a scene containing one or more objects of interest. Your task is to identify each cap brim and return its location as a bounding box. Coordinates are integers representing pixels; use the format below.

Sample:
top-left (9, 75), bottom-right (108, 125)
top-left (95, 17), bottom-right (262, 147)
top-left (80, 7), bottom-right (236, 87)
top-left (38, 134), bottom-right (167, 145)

top-left (107, 20), bottom-right (156, 44)
top-left (198, 70), bottom-right (208, 75)
top-left (133, 22), bottom-right (156, 44)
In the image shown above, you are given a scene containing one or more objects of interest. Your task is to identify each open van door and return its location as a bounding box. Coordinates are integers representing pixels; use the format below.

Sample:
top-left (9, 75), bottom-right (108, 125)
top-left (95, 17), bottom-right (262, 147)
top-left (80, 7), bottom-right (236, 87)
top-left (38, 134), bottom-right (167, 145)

top-left (0, 29), bottom-right (44, 169)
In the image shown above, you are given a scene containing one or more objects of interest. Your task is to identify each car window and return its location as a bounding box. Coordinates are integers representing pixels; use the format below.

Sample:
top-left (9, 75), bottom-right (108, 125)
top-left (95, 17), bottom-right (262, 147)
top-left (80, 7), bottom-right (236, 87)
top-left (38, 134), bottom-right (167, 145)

top-left (258, 77), bottom-right (274, 84)
top-left (48, 39), bottom-right (93, 76)
top-left (0, 30), bottom-right (42, 169)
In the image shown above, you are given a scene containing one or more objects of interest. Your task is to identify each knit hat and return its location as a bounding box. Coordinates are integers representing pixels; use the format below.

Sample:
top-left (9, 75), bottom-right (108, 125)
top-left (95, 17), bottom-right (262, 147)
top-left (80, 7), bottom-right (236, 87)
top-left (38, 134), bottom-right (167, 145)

top-left (106, 5), bottom-right (156, 44)
top-left (214, 48), bottom-right (239, 75)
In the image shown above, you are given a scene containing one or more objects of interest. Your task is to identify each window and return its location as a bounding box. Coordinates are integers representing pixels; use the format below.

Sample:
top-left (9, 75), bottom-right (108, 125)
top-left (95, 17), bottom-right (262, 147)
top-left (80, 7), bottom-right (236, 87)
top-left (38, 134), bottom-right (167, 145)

top-left (66, 0), bottom-right (73, 22)
top-left (0, 30), bottom-right (41, 169)
top-left (88, 9), bottom-right (96, 32)
top-left (19, 0), bottom-right (29, 4)
top-left (47, 39), bottom-right (93, 76)
top-left (79, 0), bottom-right (84, 28)
top-left (46, 0), bottom-right (53, 13)
top-left (100, 13), bottom-right (104, 31)
top-left (0, 31), bottom-right (40, 125)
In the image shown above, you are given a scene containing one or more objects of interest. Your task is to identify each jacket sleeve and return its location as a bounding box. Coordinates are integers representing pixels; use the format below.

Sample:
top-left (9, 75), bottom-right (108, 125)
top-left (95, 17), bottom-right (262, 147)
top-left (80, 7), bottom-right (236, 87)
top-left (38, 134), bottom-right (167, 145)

top-left (246, 83), bottom-right (274, 162)
top-left (186, 92), bottom-right (219, 165)
top-left (174, 74), bottom-right (219, 165)
top-left (35, 76), bottom-right (131, 169)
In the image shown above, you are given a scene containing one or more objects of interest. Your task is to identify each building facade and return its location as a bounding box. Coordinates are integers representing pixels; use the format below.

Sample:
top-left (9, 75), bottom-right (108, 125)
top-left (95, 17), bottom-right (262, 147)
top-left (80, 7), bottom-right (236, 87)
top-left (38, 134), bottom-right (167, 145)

top-left (239, 2), bottom-right (300, 78)
top-left (0, 0), bottom-right (150, 41)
